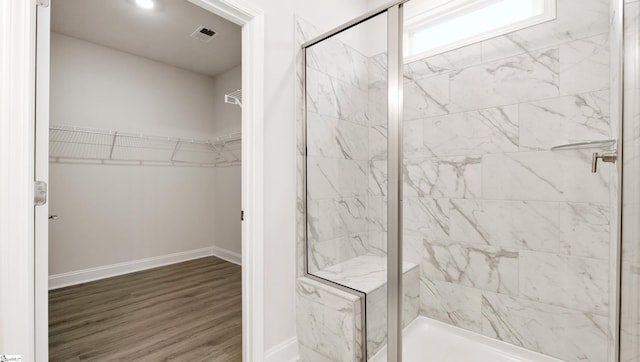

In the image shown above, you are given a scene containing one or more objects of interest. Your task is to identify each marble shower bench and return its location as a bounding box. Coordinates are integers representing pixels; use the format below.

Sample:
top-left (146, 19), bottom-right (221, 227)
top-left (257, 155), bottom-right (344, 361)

top-left (297, 255), bottom-right (419, 361)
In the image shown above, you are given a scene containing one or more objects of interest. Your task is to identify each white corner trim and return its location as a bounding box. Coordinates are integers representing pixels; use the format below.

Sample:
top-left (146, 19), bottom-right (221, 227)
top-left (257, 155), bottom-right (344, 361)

top-left (265, 337), bottom-right (300, 362)
top-left (211, 245), bottom-right (242, 265)
top-left (48, 247), bottom-right (216, 290)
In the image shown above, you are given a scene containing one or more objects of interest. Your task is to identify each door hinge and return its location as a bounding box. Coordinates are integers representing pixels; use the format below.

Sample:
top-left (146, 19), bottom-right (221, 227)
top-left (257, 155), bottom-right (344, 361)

top-left (241, 210), bottom-right (244, 221)
top-left (34, 181), bottom-right (47, 206)
top-left (1, 356), bottom-right (22, 362)
top-left (36, 0), bottom-right (49, 7)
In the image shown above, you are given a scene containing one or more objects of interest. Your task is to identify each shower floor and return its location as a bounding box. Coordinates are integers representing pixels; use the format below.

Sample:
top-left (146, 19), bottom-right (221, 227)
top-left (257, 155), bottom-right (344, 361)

top-left (369, 316), bottom-right (563, 362)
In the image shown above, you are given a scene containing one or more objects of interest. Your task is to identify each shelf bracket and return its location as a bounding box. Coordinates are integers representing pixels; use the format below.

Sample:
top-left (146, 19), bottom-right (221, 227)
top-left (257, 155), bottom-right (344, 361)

top-left (108, 132), bottom-right (118, 160)
top-left (170, 140), bottom-right (181, 162)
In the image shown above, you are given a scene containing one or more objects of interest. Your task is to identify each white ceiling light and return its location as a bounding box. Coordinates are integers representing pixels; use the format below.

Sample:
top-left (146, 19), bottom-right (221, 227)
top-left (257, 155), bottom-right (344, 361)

top-left (135, 0), bottom-right (154, 10)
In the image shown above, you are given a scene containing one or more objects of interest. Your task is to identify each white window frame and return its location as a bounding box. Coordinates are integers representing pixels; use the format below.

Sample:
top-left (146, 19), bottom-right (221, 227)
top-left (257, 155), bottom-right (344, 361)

top-left (404, 0), bottom-right (557, 64)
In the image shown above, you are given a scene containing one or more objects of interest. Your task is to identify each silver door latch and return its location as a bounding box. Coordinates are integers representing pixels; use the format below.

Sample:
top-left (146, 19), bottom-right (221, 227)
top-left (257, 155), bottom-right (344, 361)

top-left (592, 151), bottom-right (617, 173)
top-left (1, 355), bottom-right (22, 362)
top-left (34, 181), bottom-right (47, 206)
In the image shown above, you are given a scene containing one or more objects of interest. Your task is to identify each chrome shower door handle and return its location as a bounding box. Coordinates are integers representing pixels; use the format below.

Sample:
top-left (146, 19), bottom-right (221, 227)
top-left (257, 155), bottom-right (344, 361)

top-left (592, 151), bottom-right (617, 173)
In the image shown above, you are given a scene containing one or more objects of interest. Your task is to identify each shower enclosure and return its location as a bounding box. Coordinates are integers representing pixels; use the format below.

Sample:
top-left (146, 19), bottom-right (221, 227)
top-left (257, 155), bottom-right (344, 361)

top-left (298, 0), bottom-right (637, 360)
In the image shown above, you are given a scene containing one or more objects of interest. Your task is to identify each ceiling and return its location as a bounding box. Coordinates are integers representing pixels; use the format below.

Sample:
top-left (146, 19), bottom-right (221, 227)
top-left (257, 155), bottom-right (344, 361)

top-left (51, 0), bottom-right (242, 77)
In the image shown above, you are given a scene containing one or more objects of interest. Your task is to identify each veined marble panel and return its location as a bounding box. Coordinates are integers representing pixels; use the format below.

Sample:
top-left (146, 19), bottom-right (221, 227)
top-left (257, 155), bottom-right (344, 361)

top-left (367, 195), bottom-right (386, 234)
top-left (404, 119), bottom-right (428, 159)
top-left (404, 73), bottom-right (451, 120)
top-left (403, 198), bottom-right (450, 240)
top-left (404, 268), bottom-right (421, 327)
top-left (297, 278), bottom-right (360, 362)
top-left (368, 86), bottom-right (387, 126)
top-left (306, 68), bottom-right (368, 125)
top-left (450, 49), bottom-right (559, 111)
top-left (307, 157), bottom-right (368, 200)
top-left (404, 43), bottom-right (482, 81)
top-left (519, 251), bottom-right (609, 315)
top-left (297, 156), bottom-right (306, 276)
top-left (307, 112), bottom-right (369, 160)
top-left (296, 16), bottom-right (321, 278)
top-left (369, 53), bottom-right (387, 90)
top-left (421, 105), bottom-right (519, 156)
top-left (305, 36), bottom-right (369, 91)
top-left (519, 91), bottom-right (610, 150)
top-left (367, 195), bottom-right (386, 256)
top-left (559, 202), bottom-right (610, 259)
top-left (624, 3), bottom-right (640, 92)
top-left (403, 233), bottom-right (423, 265)
top-left (480, 0), bottom-right (609, 63)
top-left (307, 157), bottom-right (339, 200)
top-left (403, 156), bottom-right (482, 198)
top-left (420, 279), bottom-right (482, 333)
top-left (422, 241), bottom-right (519, 295)
top-left (369, 124), bottom-right (387, 161)
top-left (481, 292), bottom-right (609, 361)
top-left (307, 197), bottom-right (367, 242)
top-left (449, 199), bottom-right (610, 259)
top-left (559, 34), bottom-right (610, 96)
top-left (482, 150), bottom-right (610, 203)
top-left (620, 261), bottom-right (640, 362)
top-left (450, 199), bottom-right (561, 252)
top-left (369, 160), bottom-right (387, 197)
top-left (307, 233), bottom-right (368, 273)
top-left (367, 231), bottom-right (387, 256)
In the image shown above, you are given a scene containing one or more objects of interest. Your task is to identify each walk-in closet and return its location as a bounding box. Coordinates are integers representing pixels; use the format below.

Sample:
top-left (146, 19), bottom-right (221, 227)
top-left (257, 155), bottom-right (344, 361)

top-left (46, 0), bottom-right (243, 360)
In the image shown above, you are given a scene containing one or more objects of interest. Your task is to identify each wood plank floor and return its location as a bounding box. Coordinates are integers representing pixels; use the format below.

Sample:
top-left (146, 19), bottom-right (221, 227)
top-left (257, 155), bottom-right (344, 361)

top-left (49, 256), bottom-right (242, 362)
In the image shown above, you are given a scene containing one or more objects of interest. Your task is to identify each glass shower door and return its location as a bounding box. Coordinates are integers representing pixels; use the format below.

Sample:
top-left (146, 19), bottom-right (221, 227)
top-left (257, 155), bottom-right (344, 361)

top-left (398, 0), bottom-right (617, 361)
top-left (303, 7), bottom-right (396, 361)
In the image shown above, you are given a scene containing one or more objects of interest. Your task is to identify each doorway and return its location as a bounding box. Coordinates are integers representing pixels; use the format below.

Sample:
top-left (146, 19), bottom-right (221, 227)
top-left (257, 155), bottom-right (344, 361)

top-left (47, 0), bottom-right (242, 360)
top-left (32, 0), bottom-right (265, 361)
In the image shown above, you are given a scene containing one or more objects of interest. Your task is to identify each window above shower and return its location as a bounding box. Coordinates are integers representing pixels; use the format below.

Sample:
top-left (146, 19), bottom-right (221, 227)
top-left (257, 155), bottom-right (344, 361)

top-left (404, 0), bottom-right (556, 62)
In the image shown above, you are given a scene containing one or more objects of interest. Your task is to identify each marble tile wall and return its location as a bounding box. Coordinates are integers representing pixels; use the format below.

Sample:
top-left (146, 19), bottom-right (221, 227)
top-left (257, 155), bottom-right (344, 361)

top-left (297, 278), bottom-right (363, 362)
top-left (303, 26), bottom-right (372, 274)
top-left (393, 0), bottom-right (615, 360)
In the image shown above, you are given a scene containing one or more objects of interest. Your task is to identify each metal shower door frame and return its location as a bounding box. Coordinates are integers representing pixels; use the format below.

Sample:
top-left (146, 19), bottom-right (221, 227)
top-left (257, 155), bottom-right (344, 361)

top-left (301, 1), bottom-right (407, 361)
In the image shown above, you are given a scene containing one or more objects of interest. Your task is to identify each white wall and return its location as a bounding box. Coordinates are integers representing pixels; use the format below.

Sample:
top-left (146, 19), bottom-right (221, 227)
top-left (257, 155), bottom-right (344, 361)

top-left (50, 33), bottom-right (219, 139)
top-left (49, 33), bottom-right (242, 276)
top-left (211, 166), bottom-right (242, 255)
top-left (209, 65), bottom-right (242, 257)
top-left (48, 164), bottom-right (218, 275)
top-left (212, 64), bottom-right (242, 135)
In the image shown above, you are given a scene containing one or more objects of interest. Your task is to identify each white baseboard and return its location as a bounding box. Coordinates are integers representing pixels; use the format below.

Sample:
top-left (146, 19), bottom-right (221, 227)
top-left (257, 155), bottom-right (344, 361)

top-left (265, 337), bottom-right (299, 362)
top-left (211, 244), bottom-right (242, 265)
top-left (49, 246), bottom-right (240, 290)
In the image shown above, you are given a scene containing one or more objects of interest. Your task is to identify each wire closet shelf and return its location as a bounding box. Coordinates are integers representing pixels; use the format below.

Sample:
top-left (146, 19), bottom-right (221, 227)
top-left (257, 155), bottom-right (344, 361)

top-left (49, 125), bottom-right (241, 168)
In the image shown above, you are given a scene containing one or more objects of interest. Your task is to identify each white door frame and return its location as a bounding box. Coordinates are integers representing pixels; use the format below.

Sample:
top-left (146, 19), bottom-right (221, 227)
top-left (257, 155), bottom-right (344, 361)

top-left (0, 0), bottom-right (264, 361)
top-left (187, 1), bottom-right (267, 361)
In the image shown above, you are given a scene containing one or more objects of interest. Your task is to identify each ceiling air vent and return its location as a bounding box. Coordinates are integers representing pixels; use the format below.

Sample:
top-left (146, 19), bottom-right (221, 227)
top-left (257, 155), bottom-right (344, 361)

top-left (190, 26), bottom-right (217, 42)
